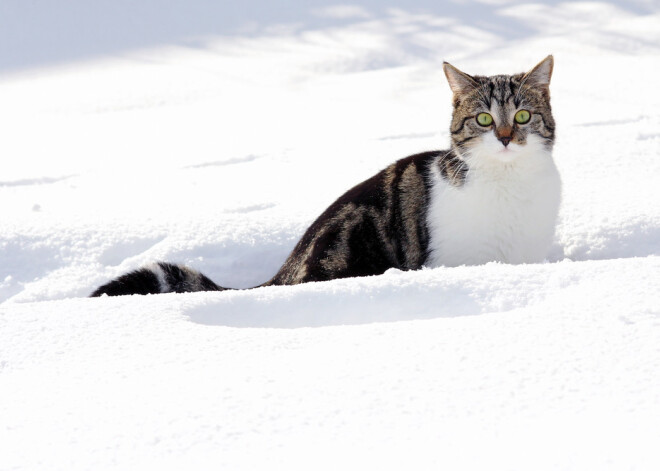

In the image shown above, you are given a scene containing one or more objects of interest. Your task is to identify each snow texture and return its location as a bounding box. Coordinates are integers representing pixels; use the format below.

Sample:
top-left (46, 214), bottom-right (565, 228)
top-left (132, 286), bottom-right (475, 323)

top-left (1, 0), bottom-right (660, 469)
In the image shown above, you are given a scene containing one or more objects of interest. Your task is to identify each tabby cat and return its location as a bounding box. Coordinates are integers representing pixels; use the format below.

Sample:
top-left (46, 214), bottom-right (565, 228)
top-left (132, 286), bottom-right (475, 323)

top-left (92, 56), bottom-right (560, 297)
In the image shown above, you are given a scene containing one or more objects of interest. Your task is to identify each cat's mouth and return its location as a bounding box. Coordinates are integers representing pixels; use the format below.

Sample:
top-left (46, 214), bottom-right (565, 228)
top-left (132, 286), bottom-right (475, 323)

top-left (492, 144), bottom-right (520, 162)
top-left (467, 135), bottom-right (533, 164)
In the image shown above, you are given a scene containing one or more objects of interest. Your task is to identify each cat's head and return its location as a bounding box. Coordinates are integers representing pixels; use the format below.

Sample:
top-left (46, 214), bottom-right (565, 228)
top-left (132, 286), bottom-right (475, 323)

top-left (443, 56), bottom-right (555, 165)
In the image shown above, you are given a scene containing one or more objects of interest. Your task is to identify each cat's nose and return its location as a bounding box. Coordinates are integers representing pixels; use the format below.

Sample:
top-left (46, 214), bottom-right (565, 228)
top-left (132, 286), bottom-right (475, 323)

top-left (496, 126), bottom-right (513, 147)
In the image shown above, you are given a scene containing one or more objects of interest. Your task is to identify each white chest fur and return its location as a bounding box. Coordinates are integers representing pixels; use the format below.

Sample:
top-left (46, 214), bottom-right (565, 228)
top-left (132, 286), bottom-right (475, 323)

top-left (425, 146), bottom-right (561, 267)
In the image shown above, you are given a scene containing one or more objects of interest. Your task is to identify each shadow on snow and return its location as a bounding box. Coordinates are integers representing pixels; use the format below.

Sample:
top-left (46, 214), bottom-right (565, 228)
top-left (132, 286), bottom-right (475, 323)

top-left (1, 0), bottom-right (654, 74)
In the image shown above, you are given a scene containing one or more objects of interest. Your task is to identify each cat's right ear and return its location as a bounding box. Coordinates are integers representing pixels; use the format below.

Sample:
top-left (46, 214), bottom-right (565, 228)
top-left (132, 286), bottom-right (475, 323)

top-left (443, 62), bottom-right (478, 96)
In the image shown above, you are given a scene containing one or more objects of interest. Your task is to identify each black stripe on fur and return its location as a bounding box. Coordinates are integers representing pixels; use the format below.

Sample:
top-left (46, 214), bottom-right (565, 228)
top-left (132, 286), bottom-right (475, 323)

top-left (90, 267), bottom-right (162, 297)
top-left (157, 262), bottom-right (223, 293)
top-left (90, 262), bottom-right (225, 297)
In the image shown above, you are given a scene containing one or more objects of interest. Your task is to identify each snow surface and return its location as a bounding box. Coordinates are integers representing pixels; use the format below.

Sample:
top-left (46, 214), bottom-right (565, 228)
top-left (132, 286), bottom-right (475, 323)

top-left (1, 0), bottom-right (660, 469)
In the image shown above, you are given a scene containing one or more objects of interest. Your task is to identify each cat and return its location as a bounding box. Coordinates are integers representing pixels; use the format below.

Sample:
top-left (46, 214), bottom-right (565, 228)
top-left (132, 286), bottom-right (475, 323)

top-left (91, 55), bottom-right (560, 297)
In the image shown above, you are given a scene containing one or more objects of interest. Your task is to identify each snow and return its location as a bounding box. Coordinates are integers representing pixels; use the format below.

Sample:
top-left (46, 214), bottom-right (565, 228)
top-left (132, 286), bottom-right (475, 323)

top-left (1, 0), bottom-right (660, 469)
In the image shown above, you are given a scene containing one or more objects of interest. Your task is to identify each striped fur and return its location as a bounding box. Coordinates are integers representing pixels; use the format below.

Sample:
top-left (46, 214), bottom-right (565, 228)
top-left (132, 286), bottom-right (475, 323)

top-left (91, 56), bottom-right (560, 297)
top-left (91, 262), bottom-right (224, 297)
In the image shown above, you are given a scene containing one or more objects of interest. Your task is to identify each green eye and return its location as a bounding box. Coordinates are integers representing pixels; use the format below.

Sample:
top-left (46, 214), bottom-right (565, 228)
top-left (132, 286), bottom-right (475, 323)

top-left (515, 109), bottom-right (531, 124)
top-left (476, 113), bottom-right (493, 126)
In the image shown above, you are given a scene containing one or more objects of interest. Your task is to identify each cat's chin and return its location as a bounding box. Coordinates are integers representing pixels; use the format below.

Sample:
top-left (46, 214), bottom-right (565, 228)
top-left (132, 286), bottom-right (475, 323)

top-left (469, 138), bottom-right (523, 164)
top-left (490, 145), bottom-right (520, 163)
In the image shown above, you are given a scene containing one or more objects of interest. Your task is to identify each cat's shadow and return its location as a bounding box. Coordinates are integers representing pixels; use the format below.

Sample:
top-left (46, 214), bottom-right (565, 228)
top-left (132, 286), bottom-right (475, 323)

top-left (184, 277), bottom-right (484, 329)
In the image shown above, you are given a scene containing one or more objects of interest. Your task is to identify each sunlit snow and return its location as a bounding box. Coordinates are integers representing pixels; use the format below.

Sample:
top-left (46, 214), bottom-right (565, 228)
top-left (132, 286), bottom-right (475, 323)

top-left (1, 1), bottom-right (659, 469)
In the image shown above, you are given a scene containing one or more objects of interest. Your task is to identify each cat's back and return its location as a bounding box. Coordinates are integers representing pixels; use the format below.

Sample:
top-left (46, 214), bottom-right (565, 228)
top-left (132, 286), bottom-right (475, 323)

top-left (267, 151), bottom-right (442, 285)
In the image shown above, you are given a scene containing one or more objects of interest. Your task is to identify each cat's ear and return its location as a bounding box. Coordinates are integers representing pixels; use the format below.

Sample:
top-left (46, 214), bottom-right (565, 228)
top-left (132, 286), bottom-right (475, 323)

top-left (523, 55), bottom-right (554, 88)
top-left (443, 62), bottom-right (478, 96)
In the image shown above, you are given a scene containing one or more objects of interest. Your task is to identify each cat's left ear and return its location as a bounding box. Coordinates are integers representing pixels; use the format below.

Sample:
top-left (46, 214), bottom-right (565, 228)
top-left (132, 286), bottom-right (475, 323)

top-left (523, 55), bottom-right (554, 88)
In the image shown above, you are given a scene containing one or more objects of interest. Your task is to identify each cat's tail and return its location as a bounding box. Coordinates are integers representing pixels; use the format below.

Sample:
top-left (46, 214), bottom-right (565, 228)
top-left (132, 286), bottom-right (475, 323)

top-left (90, 262), bottom-right (228, 297)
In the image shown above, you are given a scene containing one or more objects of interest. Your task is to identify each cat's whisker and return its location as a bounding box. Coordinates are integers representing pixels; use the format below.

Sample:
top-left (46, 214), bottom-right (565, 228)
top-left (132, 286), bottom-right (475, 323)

top-left (448, 149), bottom-right (472, 184)
top-left (515, 73), bottom-right (533, 106)
top-left (455, 161), bottom-right (469, 183)
top-left (476, 81), bottom-right (491, 108)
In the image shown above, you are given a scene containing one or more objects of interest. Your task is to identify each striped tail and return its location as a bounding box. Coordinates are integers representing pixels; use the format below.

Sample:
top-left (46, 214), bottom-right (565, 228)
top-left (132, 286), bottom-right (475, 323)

top-left (90, 262), bottom-right (226, 297)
